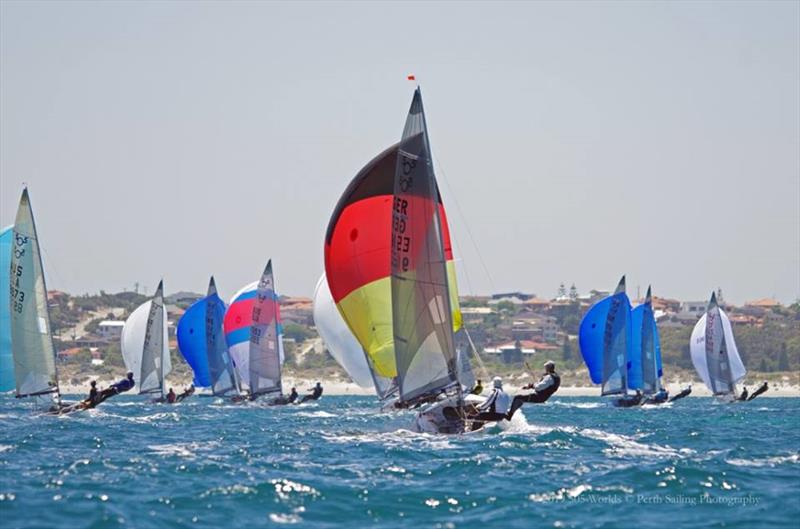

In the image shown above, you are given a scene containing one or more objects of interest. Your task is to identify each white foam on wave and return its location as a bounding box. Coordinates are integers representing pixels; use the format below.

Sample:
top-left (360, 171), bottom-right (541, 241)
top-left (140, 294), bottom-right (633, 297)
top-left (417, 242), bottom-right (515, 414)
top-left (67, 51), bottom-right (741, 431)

top-left (148, 440), bottom-right (221, 459)
top-left (726, 454), bottom-right (799, 467)
top-left (296, 411), bottom-right (337, 418)
top-left (579, 428), bottom-right (691, 459)
top-left (552, 401), bottom-right (604, 409)
top-left (323, 429), bottom-right (457, 450)
top-left (0, 444), bottom-right (14, 453)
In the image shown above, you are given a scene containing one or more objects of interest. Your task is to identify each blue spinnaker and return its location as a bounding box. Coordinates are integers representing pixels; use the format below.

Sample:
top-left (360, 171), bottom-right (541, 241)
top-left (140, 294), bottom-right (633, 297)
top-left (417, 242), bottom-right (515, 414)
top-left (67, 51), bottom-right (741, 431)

top-left (631, 290), bottom-right (662, 394)
top-left (177, 295), bottom-right (213, 387)
top-left (578, 277), bottom-right (631, 396)
top-left (0, 226), bottom-right (13, 392)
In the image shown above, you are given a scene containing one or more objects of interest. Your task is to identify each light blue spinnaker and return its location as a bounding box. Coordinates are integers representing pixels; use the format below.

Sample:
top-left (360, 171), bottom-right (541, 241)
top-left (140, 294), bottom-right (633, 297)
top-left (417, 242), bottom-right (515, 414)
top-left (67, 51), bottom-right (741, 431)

top-left (630, 286), bottom-right (662, 395)
top-left (578, 276), bottom-right (632, 396)
top-left (177, 277), bottom-right (238, 395)
top-left (0, 226), bottom-right (13, 392)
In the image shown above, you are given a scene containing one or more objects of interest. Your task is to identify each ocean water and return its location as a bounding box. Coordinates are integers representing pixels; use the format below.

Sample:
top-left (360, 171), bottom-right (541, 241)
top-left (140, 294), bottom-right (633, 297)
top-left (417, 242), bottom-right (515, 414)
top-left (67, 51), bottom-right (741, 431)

top-left (0, 394), bottom-right (798, 529)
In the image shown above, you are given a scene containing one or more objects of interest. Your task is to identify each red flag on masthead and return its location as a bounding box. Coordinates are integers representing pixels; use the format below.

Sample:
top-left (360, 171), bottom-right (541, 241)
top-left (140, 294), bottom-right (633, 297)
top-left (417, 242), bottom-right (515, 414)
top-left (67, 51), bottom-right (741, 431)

top-left (407, 74), bottom-right (416, 81)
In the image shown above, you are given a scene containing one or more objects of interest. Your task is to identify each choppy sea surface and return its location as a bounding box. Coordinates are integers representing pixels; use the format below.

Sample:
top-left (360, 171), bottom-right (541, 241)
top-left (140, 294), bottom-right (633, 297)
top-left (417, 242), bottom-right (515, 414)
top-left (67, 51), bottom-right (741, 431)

top-left (0, 394), bottom-right (798, 528)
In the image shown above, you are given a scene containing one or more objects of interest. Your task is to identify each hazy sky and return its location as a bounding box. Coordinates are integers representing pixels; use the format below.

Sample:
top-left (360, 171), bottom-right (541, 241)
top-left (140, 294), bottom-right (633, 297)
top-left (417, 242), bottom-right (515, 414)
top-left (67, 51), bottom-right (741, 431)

top-left (1, 1), bottom-right (798, 304)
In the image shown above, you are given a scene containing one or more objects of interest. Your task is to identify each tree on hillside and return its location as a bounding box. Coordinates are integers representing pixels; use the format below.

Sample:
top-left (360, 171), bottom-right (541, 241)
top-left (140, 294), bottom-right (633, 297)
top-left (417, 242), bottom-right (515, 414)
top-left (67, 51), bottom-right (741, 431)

top-left (562, 335), bottom-right (573, 362)
top-left (557, 283), bottom-right (567, 298)
top-left (759, 358), bottom-right (769, 373)
top-left (778, 343), bottom-right (790, 371)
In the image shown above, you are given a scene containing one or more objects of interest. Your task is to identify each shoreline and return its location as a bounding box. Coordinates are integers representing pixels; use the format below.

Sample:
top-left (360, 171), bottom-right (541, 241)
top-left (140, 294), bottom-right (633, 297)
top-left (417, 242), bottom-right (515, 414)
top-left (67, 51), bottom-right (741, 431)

top-left (56, 378), bottom-right (800, 398)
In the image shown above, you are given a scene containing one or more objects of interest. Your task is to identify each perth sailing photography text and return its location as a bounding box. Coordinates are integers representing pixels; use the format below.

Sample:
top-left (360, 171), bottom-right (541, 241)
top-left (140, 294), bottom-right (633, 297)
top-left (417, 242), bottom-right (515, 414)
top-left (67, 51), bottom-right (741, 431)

top-left (0, 1), bottom-right (798, 528)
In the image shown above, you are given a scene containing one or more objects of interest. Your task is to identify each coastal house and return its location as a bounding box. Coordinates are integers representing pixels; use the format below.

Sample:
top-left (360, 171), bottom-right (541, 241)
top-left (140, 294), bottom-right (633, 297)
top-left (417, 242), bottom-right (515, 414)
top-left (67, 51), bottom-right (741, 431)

top-left (97, 320), bottom-right (125, 340)
top-left (483, 339), bottom-right (559, 364)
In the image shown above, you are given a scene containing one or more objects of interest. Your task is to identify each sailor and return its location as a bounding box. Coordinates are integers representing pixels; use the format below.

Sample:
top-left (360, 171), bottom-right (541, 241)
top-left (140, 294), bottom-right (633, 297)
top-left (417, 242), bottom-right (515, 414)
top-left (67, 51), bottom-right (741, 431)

top-left (470, 377), bottom-right (511, 429)
top-left (176, 385), bottom-right (194, 402)
top-left (270, 387), bottom-right (299, 406)
top-left (471, 379), bottom-right (484, 395)
top-left (644, 386), bottom-right (669, 404)
top-left (300, 382), bottom-right (323, 403)
top-left (747, 381), bottom-right (769, 401)
top-left (738, 386), bottom-right (749, 401)
top-left (166, 388), bottom-right (177, 404)
top-left (668, 384), bottom-right (692, 402)
top-left (87, 380), bottom-right (99, 405)
top-left (99, 372), bottom-right (135, 399)
top-left (288, 387), bottom-right (299, 403)
top-left (506, 360), bottom-right (561, 419)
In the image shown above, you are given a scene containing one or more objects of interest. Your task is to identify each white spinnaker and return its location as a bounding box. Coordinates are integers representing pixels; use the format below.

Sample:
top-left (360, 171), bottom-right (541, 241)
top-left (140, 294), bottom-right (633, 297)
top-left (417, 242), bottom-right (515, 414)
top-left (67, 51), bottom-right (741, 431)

top-left (690, 308), bottom-right (744, 394)
top-left (690, 313), bottom-right (711, 391)
top-left (312, 274), bottom-right (374, 389)
top-left (121, 296), bottom-right (171, 394)
top-left (720, 309), bottom-right (746, 383)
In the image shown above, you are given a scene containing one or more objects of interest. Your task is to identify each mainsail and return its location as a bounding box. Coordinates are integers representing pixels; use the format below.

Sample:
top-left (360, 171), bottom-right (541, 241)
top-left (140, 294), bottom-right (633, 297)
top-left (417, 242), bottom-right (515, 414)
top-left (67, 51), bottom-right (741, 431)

top-left (177, 277), bottom-right (238, 395)
top-left (630, 286), bottom-right (662, 395)
top-left (9, 189), bottom-right (60, 400)
top-left (0, 225), bottom-right (14, 392)
top-left (223, 264), bottom-right (285, 394)
top-left (579, 276), bottom-right (632, 396)
top-left (313, 273), bottom-right (378, 391)
top-left (391, 88), bottom-right (459, 403)
top-left (323, 130), bottom-right (462, 397)
top-left (248, 261), bottom-right (283, 396)
top-left (121, 281), bottom-right (172, 396)
top-left (690, 292), bottom-right (746, 396)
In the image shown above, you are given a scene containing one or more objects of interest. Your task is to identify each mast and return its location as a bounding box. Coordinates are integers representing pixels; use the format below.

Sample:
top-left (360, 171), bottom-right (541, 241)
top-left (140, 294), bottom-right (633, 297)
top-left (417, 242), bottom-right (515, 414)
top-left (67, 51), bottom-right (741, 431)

top-left (249, 260), bottom-right (282, 397)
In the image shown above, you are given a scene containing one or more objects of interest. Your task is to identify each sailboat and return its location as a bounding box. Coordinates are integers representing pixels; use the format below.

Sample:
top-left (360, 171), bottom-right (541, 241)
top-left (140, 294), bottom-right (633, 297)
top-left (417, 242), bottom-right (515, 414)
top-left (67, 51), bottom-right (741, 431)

top-left (9, 189), bottom-right (72, 412)
top-left (630, 286), bottom-right (670, 404)
top-left (322, 87), bottom-right (483, 433)
top-left (1, 224), bottom-right (14, 393)
top-left (121, 280), bottom-right (172, 401)
top-left (690, 292), bottom-right (746, 401)
top-left (176, 277), bottom-right (238, 398)
top-left (223, 260), bottom-right (285, 402)
top-left (579, 276), bottom-right (641, 407)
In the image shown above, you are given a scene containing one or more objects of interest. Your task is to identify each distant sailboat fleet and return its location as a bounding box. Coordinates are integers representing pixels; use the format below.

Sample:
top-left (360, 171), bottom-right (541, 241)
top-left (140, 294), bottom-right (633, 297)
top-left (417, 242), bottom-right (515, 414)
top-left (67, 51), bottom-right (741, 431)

top-left (3, 85), bottom-right (770, 423)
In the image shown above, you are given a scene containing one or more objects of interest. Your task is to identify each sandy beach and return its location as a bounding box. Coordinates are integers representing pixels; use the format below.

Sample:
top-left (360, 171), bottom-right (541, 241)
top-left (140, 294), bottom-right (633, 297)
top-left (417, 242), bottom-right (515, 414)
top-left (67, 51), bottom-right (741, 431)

top-left (57, 376), bottom-right (800, 398)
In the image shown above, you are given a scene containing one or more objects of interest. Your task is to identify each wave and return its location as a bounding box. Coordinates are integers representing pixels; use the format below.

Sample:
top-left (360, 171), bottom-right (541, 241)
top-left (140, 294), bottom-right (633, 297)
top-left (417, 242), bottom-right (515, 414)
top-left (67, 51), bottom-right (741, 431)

top-left (726, 454), bottom-right (799, 467)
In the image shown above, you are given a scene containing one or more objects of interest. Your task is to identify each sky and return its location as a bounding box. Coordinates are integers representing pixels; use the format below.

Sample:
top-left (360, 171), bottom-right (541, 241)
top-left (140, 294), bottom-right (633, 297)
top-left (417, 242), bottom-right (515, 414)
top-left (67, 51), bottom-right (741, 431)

top-left (1, 1), bottom-right (798, 305)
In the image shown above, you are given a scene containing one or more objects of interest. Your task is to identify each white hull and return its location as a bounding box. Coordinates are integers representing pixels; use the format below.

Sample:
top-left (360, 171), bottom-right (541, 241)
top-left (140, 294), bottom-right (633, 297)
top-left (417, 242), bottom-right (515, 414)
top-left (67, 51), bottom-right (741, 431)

top-left (413, 393), bottom-right (489, 434)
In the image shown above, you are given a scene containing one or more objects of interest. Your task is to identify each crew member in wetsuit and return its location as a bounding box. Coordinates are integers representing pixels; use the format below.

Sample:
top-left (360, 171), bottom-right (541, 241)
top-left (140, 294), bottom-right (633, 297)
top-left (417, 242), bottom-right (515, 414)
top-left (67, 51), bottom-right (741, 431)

top-left (166, 388), bottom-right (177, 404)
top-left (747, 381), bottom-right (769, 401)
top-left (470, 377), bottom-right (511, 430)
top-left (300, 382), bottom-right (323, 403)
top-left (270, 387), bottom-right (299, 406)
top-left (99, 372), bottom-right (135, 400)
top-left (87, 380), bottom-right (99, 405)
top-left (668, 384), bottom-right (692, 402)
top-left (506, 360), bottom-right (561, 419)
top-left (176, 385), bottom-right (195, 402)
top-left (644, 387), bottom-right (669, 404)
top-left (738, 386), bottom-right (749, 401)
top-left (471, 379), bottom-right (484, 395)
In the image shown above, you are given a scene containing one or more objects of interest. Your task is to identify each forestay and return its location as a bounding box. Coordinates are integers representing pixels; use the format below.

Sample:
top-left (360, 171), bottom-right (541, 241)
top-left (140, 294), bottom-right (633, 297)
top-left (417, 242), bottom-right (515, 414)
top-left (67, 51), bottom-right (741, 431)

top-left (9, 189), bottom-right (60, 400)
top-left (391, 88), bottom-right (459, 403)
top-left (690, 293), bottom-right (745, 396)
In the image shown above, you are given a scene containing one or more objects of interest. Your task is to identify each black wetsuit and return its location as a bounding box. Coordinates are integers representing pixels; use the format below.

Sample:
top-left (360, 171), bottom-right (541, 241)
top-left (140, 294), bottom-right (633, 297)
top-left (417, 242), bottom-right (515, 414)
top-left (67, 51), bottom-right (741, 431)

top-left (471, 388), bottom-right (511, 429)
top-left (300, 386), bottom-right (323, 403)
top-left (747, 382), bottom-right (768, 401)
top-left (668, 387), bottom-right (692, 402)
top-left (176, 388), bottom-right (194, 403)
top-left (99, 377), bottom-right (135, 400)
top-left (738, 388), bottom-right (749, 401)
top-left (506, 372), bottom-right (561, 419)
top-left (270, 390), bottom-right (299, 406)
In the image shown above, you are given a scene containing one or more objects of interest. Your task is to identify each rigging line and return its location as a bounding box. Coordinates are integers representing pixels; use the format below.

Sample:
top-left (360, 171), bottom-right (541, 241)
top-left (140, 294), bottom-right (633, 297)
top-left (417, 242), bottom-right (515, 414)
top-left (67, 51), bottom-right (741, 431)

top-left (432, 154), bottom-right (496, 294)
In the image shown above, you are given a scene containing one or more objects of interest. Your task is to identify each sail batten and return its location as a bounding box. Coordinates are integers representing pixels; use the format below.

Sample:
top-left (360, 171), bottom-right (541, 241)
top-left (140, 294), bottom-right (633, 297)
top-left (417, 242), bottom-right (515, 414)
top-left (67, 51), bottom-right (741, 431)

top-left (10, 189), bottom-right (60, 401)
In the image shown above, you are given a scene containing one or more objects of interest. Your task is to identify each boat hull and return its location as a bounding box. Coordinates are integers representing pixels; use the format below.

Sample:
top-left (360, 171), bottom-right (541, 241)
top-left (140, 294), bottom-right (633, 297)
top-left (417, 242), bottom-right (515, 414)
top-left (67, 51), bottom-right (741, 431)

top-left (413, 393), bottom-right (489, 434)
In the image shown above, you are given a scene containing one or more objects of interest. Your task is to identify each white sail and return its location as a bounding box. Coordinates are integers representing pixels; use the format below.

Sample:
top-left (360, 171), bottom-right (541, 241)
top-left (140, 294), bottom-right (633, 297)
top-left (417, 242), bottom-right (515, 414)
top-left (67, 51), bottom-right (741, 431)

top-left (313, 274), bottom-right (374, 390)
top-left (690, 294), bottom-right (744, 395)
top-left (9, 189), bottom-right (59, 399)
top-left (121, 282), bottom-right (171, 395)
